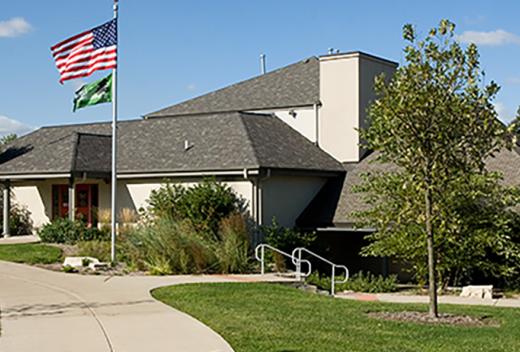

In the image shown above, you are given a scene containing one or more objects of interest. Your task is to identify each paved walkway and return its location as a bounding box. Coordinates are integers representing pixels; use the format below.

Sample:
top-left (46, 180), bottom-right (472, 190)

top-left (0, 235), bottom-right (40, 245)
top-left (337, 292), bottom-right (520, 308)
top-left (0, 261), bottom-right (294, 352)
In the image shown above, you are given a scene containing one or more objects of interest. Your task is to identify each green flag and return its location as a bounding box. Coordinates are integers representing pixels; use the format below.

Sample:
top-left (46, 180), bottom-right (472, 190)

top-left (73, 73), bottom-right (112, 112)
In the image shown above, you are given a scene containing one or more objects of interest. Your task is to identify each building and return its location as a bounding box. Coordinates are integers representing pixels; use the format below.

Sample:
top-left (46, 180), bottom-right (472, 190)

top-left (1, 51), bottom-right (519, 273)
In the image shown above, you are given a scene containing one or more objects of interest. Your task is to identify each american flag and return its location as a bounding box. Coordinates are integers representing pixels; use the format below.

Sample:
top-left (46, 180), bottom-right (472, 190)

top-left (51, 19), bottom-right (117, 83)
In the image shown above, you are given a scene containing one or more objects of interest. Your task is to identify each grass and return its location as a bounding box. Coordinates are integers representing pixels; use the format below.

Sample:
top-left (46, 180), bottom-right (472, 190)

top-left (0, 243), bottom-right (62, 265)
top-left (152, 282), bottom-right (520, 352)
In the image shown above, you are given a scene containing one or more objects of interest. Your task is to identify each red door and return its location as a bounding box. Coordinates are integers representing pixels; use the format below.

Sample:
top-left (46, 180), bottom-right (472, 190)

top-left (75, 184), bottom-right (91, 223)
top-left (52, 185), bottom-right (69, 219)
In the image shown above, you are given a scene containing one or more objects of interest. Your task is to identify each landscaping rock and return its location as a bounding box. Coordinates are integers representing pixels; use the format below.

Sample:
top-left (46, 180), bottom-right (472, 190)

top-left (88, 262), bottom-right (109, 271)
top-left (460, 285), bottom-right (493, 299)
top-left (63, 256), bottom-right (100, 268)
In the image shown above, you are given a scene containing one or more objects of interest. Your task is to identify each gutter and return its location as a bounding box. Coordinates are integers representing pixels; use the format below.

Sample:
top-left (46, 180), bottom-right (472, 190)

top-left (118, 169), bottom-right (260, 179)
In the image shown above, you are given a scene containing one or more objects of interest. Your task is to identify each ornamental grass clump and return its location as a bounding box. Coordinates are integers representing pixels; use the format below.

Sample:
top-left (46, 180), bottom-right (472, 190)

top-left (122, 179), bottom-right (253, 275)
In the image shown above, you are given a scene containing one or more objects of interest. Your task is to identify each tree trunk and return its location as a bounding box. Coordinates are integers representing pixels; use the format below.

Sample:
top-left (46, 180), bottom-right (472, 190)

top-left (425, 183), bottom-right (438, 318)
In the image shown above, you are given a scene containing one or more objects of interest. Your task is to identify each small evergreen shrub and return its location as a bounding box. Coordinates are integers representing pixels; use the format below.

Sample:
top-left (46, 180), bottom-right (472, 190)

top-left (38, 218), bottom-right (108, 244)
top-left (306, 271), bottom-right (398, 293)
top-left (261, 219), bottom-right (316, 270)
top-left (262, 219), bottom-right (316, 252)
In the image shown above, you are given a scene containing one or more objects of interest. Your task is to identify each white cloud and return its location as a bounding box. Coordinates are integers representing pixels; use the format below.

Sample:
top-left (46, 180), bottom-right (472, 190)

top-left (0, 17), bottom-right (32, 38)
top-left (186, 83), bottom-right (197, 92)
top-left (0, 116), bottom-right (33, 136)
top-left (457, 29), bottom-right (520, 46)
top-left (494, 102), bottom-right (513, 123)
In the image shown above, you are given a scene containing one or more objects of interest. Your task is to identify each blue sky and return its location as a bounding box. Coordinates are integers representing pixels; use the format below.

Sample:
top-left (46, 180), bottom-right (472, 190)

top-left (1, 0), bottom-right (520, 136)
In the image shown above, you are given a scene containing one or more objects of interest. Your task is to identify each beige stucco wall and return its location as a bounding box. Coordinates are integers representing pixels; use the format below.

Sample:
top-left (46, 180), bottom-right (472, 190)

top-left (319, 53), bottom-right (396, 162)
top-left (250, 107), bottom-right (317, 143)
top-left (12, 177), bottom-right (255, 229)
top-left (114, 178), bottom-right (254, 216)
top-left (261, 175), bottom-right (326, 227)
top-left (319, 54), bottom-right (359, 162)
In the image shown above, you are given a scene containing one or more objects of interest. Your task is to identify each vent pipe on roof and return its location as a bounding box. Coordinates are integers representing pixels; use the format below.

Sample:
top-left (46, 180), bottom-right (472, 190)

top-left (184, 140), bottom-right (193, 151)
top-left (260, 54), bottom-right (266, 75)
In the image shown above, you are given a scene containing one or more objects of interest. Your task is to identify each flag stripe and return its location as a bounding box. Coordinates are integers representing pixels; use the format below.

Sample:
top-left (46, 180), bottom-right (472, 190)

top-left (50, 29), bottom-right (90, 51)
top-left (57, 46), bottom-right (116, 71)
top-left (51, 19), bottom-right (117, 83)
top-left (60, 63), bottom-right (117, 83)
top-left (60, 54), bottom-right (117, 76)
top-left (55, 45), bottom-right (95, 65)
top-left (52, 34), bottom-right (94, 58)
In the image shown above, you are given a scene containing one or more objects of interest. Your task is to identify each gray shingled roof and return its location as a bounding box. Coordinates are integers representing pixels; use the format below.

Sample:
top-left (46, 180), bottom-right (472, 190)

top-left (73, 133), bottom-right (112, 173)
top-left (298, 148), bottom-right (520, 228)
top-left (146, 57), bottom-right (320, 118)
top-left (0, 112), bottom-right (343, 176)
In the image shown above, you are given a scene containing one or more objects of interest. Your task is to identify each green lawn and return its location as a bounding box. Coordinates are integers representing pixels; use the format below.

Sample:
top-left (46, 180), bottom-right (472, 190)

top-left (152, 283), bottom-right (520, 352)
top-left (0, 243), bottom-right (62, 265)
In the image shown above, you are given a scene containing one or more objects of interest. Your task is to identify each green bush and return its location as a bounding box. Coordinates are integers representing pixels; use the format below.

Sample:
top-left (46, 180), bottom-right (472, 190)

top-left (147, 178), bottom-right (242, 235)
top-left (38, 218), bottom-right (108, 244)
top-left (262, 219), bottom-right (316, 252)
top-left (9, 204), bottom-right (33, 236)
top-left (261, 219), bottom-right (316, 270)
top-left (306, 271), bottom-right (398, 293)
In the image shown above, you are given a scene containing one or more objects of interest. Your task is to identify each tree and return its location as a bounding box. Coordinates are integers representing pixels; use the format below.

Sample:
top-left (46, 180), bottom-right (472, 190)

top-left (0, 134), bottom-right (17, 146)
top-left (356, 20), bottom-right (517, 317)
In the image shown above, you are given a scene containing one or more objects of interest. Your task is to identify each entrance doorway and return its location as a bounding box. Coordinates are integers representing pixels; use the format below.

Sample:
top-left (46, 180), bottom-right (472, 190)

top-left (52, 184), bottom-right (99, 225)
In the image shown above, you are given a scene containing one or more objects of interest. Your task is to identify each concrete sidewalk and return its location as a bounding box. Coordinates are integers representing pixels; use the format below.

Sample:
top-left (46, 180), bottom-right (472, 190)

top-left (0, 235), bottom-right (40, 245)
top-left (337, 291), bottom-right (520, 308)
top-left (0, 261), bottom-right (294, 352)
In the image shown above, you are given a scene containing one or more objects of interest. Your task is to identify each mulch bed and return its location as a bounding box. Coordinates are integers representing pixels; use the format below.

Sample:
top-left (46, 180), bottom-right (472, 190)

top-left (368, 311), bottom-right (499, 327)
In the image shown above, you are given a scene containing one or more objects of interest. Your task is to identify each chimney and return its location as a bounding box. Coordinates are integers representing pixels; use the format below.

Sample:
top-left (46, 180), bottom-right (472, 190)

top-left (318, 52), bottom-right (397, 163)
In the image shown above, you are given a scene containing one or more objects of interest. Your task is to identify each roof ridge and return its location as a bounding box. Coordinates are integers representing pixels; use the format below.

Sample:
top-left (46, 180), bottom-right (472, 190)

top-left (40, 118), bottom-right (141, 130)
top-left (146, 56), bottom-right (319, 118)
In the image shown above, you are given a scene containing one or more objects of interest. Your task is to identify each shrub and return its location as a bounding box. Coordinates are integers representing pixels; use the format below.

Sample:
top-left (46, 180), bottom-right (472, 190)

top-left (121, 213), bottom-right (252, 275)
top-left (261, 219), bottom-right (316, 270)
top-left (146, 179), bottom-right (242, 235)
top-left (9, 204), bottom-right (33, 236)
top-left (262, 219), bottom-right (316, 252)
top-left (38, 218), bottom-right (108, 244)
top-left (306, 271), bottom-right (398, 293)
top-left (0, 201), bottom-right (33, 236)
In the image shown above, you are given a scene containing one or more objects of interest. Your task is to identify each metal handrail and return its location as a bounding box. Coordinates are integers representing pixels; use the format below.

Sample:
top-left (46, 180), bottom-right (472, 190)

top-left (255, 244), bottom-right (312, 278)
top-left (292, 247), bottom-right (349, 296)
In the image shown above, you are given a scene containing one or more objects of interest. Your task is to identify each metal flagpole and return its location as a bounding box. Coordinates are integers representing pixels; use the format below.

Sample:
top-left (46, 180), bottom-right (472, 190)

top-left (110, 0), bottom-right (119, 263)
